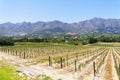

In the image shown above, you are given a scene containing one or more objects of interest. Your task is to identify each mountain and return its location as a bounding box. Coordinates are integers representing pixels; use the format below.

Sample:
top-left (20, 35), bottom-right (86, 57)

top-left (0, 18), bottom-right (120, 36)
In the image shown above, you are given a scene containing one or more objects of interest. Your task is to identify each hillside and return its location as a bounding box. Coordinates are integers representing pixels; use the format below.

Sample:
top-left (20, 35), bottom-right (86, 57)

top-left (0, 18), bottom-right (120, 36)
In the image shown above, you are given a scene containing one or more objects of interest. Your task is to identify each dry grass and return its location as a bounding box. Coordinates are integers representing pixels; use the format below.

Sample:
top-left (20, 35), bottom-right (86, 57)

top-left (103, 51), bottom-right (113, 80)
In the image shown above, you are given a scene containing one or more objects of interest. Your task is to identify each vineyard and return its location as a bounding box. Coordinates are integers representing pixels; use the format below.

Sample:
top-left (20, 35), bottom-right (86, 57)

top-left (0, 42), bottom-right (120, 80)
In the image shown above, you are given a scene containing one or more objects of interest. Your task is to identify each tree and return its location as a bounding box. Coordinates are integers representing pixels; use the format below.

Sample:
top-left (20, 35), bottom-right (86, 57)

top-left (89, 37), bottom-right (98, 44)
top-left (0, 37), bottom-right (14, 46)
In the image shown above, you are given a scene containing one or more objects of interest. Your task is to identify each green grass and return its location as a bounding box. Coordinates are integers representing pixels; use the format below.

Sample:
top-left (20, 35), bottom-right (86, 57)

top-left (0, 61), bottom-right (27, 80)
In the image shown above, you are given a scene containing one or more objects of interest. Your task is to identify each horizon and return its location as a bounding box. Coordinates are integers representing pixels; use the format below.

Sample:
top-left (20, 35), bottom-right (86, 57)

top-left (1, 17), bottom-right (120, 24)
top-left (0, 0), bottom-right (120, 23)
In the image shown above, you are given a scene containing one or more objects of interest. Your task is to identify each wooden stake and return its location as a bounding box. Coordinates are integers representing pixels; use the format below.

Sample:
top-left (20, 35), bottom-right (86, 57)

top-left (75, 59), bottom-right (77, 72)
top-left (61, 57), bottom-right (63, 68)
top-left (49, 56), bottom-right (51, 66)
top-left (23, 52), bottom-right (25, 59)
top-left (93, 62), bottom-right (96, 76)
top-left (67, 53), bottom-right (68, 66)
top-left (16, 51), bottom-right (17, 56)
top-left (119, 64), bottom-right (120, 76)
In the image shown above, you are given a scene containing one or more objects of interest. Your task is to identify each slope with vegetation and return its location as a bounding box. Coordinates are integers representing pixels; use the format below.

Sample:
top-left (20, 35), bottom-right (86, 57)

top-left (0, 18), bottom-right (120, 36)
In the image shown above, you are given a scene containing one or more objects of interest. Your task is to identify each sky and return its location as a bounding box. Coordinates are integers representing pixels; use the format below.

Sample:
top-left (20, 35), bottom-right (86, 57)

top-left (0, 0), bottom-right (120, 23)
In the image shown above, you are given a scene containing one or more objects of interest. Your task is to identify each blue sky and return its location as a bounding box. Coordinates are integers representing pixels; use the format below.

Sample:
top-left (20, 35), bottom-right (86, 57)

top-left (0, 0), bottom-right (120, 23)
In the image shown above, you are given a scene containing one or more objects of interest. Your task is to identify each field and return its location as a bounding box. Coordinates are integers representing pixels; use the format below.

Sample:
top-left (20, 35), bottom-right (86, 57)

top-left (0, 42), bottom-right (120, 80)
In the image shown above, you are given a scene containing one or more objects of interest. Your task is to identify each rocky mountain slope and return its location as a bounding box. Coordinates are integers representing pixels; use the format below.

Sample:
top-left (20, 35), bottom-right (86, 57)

top-left (0, 18), bottom-right (120, 36)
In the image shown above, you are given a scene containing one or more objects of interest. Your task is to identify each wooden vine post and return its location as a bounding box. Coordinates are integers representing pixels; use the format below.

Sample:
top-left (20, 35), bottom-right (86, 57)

top-left (61, 57), bottom-right (63, 68)
top-left (67, 53), bottom-right (68, 66)
top-left (119, 64), bottom-right (120, 77)
top-left (75, 59), bottom-right (77, 72)
top-left (93, 62), bottom-right (96, 76)
top-left (12, 50), bottom-right (14, 56)
top-left (23, 52), bottom-right (25, 59)
top-left (49, 56), bottom-right (51, 66)
top-left (16, 51), bottom-right (17, 56)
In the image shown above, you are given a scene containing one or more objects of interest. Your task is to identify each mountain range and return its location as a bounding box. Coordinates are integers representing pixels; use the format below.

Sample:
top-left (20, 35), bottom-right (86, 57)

top-left (0, 18), bottom-right (120, 36)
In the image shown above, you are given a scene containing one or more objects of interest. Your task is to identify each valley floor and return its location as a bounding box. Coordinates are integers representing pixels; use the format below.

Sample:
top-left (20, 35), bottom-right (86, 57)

top-left (0, 47), bottom-right (120, 80)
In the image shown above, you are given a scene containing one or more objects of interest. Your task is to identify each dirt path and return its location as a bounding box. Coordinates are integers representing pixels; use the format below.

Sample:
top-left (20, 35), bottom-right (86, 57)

top-left (0, 52), bottom-right (78, 80)
top-left (19, 64), bottom-right (79, 80)
top-left (98, 48), bottom-right (118, 80)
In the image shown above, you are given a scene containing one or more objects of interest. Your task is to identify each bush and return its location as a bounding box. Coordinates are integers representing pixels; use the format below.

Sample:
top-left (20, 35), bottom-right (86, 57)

top-left (74, 42), bottom-right (78, 46)
top-left (0, 37), bottom-right (14, 46)
top-left (89, 37), bottom-right (98, 44)
top-left (82, 40), bottom-right (89, 45)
